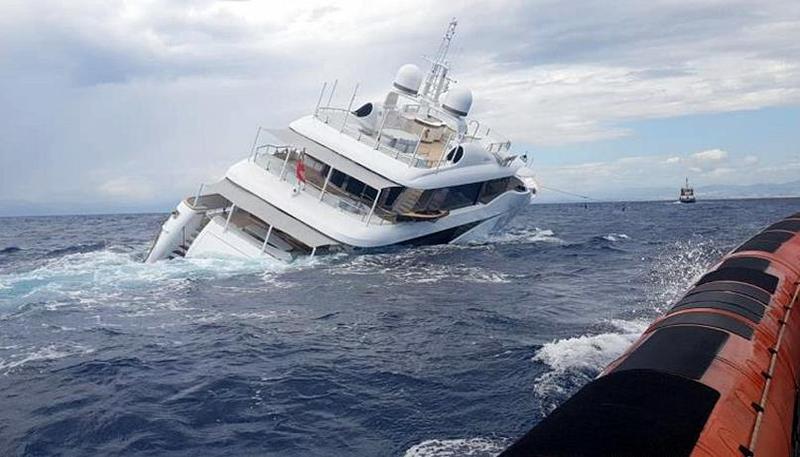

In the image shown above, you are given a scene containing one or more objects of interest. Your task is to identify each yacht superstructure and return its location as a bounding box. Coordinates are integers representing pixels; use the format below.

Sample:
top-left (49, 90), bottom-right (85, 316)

top-left (145, 20), bottom-right (538, 263)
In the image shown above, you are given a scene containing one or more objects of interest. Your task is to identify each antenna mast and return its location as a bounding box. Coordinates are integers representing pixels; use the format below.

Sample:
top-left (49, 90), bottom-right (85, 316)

top-left (421, 18), bottom-right (458, 102)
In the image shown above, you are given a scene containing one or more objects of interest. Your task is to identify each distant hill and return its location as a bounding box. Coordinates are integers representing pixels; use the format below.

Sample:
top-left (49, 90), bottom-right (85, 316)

top-left (537, 179), bottom-right (800, 203)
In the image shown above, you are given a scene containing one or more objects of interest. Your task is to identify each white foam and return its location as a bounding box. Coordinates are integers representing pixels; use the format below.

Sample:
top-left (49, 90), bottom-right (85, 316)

top-left (602, 233), bottom-right (630, 242)
top-left (403, 438), bottom-right (508, 457)
top-left (0, 248), bottom-right (305, 312)
top-left (642, 238), bottom-right (723, 313)
top-left (534, 319), bottom-right (647, 373)
top-left (0, 343), bottom-right (94, 374)
top-left (334, 250), bottom-right (516, 285)
top-left (474, 227), bottom-right (565, 246)
top-left (532, 319), bottom-right (648, 412)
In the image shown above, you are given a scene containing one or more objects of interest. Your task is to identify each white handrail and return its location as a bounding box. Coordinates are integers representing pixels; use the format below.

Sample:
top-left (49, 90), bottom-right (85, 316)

top-left (326, 79), bottom-right (338, 108)
top-left (314, 82), bottom-right (327, 117)
top-left (340, 83), bottom-right (359, 133)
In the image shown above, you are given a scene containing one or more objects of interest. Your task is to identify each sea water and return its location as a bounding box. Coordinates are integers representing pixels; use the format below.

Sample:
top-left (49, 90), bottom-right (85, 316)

top-left (0, 199), bottom-right (798, 456)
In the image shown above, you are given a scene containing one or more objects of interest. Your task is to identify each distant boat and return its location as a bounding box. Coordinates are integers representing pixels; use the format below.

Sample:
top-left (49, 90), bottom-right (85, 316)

top-left (679, 177), bottom-right (696, 203)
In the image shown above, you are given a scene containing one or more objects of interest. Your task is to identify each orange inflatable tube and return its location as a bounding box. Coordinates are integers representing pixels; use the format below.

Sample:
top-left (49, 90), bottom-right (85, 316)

top-left (501, 212), bottom-right (800, 457)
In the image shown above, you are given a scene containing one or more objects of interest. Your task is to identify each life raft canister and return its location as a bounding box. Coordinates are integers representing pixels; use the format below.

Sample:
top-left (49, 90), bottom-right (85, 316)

top-left (500, 212), bottom-right (800, 457)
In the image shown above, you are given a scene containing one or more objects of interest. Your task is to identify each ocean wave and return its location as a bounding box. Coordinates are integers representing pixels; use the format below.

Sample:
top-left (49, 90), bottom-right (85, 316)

top-left (403, 437), bottom-right (509, 457)
top-left (641, 238), bottom-right (723, 313)
top-left (531, 319), bottom-right (648, 413)
top-left (600, 233), bottom-right (630, 242)
top-left (0, 246), bottom-right (22, 255)
top-left (472, 227), bottom-right (566, 246)
top-left (0, 248), bottom-right (302, 312)
top-left (0, 343), bottom-right (94, 374)
top-left (332, 249), bottom-right (517, 284)
top-left (45, 242), bottom-right (107, 258)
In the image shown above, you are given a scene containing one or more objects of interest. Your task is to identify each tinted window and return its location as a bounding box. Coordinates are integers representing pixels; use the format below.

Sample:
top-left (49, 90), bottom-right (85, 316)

top-left (479, 178), bottom-right (509, 204)
top-left (363, 186), bottom-right (378, 201)
top-left (330, 170), bottom-right (347, 188)
top-left (302, 155), bottom-right (330, 187)
top-left (412, 183), bottom-right (481, 212)
top-left (354, 102), bottom-right (373, 117)
top-left (381, 187), bottom-right (404, 208)
top-left (443, 183), bottom-right (481, 209)
top-left (345, 177), bottom-right (366, 197)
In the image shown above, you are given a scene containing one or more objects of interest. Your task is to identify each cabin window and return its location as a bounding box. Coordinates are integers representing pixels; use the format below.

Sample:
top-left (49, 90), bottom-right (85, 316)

top-left (354, 102), bottom-right (373, 117)
top-left (442, 182), bottom-right (481, 209)
top-left (301, 154), bottom-right (330, 187)
top-left (326, 170), bottom-right (378, 205)
top-left (363, 186), bottom-right (378, 201)
top-left (345, 176), bottom-right (366, 197)
top-left (330, 169), bottom-right (348, 188)
top-left (410, 182), bottom-right (482, 212)
top-left (445, 146), bottom-right (465, 163)
top-left (479, 178), bottom-right (510, 203)
top-left (387, 176), bottom-right (526, 216)
top-left (381, 187), bottom-right (404, 209)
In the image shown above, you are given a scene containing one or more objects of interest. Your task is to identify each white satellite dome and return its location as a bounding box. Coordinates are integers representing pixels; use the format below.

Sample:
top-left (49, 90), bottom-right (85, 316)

top-left (442, 87), bottom-right (473, 117)
top-left (393, 64), bottom-right (423, 95)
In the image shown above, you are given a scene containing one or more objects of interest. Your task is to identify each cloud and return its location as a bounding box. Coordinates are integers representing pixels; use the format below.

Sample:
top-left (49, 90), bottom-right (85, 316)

top-left (98, 177), bottom-right (157, 200)
top-left (690, 149), bottom-right (728, 162)
top-left (536, 148), bottom-right (788, 195)
top-left (0, 0), bottom-right (798, 212)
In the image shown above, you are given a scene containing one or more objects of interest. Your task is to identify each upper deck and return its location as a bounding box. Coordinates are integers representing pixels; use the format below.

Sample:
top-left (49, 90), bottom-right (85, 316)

top-left (313, 92), bottom-right (517, 172)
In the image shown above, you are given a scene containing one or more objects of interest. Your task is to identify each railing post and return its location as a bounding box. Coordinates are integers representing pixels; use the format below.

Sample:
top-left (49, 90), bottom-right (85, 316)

top-left (194, 183), bottom-right (204, 207)
top-left (319, 167), bottom-right (334, 201)
top-left (279, 148), bottom-right (292, 181)
top-left (224, 205), bottom-right (236, 232)
top-left (435, 133), bottom-right (453, 170)
top-left (326, 79), bottom-right (338, 108)
top-left (261, 225), bottom-right (273, 253)
top-left (408, 139), bottom-right (421, 167)
top-left (365, 189), bottom-right (382, 226)
top-left (249, 126), bottom-right (262, 161)
top-left (409, 135), bottom-right (422, 163)
top-left (340, 83), bottom-right (359, 133)
top-left (374, 109), bottom-right (389, 149)
top-left (314, 82), bottom-right (328, 117)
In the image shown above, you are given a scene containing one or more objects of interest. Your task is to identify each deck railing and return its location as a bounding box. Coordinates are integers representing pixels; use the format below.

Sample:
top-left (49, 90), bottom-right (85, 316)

top-left (251, 144), bottom-right (393, 225)
top-left (314, 92), bottom-right (517, 168)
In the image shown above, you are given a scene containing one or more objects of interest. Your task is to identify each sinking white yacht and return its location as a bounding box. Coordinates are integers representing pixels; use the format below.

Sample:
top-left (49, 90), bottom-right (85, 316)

top-left (145, 20), bottom-right (538, 263)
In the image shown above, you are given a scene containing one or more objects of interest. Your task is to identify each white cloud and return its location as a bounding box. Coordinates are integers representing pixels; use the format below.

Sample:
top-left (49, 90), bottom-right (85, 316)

top-left (537, 148), bottom-right (794, 196)
top-left (0, 0), bottom-right (798, 211)
top-left (690, 149), bottom-right (728, 162)
top-left (97, 177), bottom-right (156, 200)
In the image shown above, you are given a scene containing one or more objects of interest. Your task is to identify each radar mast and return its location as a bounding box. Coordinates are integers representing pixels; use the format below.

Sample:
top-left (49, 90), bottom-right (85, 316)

top-left (420, 18), bottom-right (458, 102)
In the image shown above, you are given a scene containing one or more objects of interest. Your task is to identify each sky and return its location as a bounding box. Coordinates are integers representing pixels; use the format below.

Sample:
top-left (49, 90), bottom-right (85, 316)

top-left (0, 0), bottom-right (798, 214)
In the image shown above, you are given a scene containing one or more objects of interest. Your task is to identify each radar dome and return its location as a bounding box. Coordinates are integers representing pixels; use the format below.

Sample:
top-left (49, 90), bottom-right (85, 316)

top-left (393, 64), bottom-right (422, 95)
top-left (442, 87), bottom-right (473, 117)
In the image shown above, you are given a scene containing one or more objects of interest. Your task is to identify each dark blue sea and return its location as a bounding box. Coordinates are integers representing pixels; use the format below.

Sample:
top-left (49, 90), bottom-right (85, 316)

top-left (1, 198), bottom-right (799, 456)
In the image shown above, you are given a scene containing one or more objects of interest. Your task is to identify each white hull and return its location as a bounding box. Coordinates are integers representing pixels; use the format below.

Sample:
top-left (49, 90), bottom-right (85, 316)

top-left (146, 175), bottom-right (530, 262)
top-left (144, 22), bottom-right (539, 263)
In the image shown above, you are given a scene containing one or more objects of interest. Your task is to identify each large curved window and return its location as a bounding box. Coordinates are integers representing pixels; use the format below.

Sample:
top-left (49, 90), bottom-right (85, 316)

top-left (380, 176), bottom-right (526, 217)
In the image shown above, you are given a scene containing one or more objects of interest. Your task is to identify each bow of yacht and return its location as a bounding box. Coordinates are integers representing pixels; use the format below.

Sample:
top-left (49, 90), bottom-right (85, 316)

top-left (145, 20), bottom-right (538, 263)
